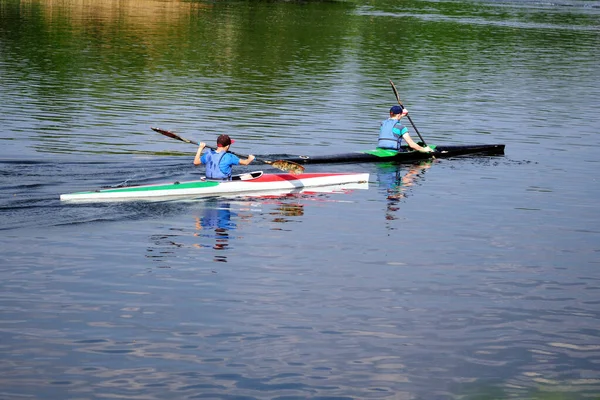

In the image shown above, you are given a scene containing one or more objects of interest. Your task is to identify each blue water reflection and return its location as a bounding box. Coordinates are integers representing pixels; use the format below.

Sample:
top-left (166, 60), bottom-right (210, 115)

top-left (376, 160), bottom-right (434, 222)
top-left (1, 0), bottom-right (600, 398)
top-left (195, 201), bottom-right (237, 260)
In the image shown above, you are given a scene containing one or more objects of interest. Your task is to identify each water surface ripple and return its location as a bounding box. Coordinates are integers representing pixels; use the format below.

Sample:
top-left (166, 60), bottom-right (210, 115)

top-left (1, 0), bottom-right (600, 399)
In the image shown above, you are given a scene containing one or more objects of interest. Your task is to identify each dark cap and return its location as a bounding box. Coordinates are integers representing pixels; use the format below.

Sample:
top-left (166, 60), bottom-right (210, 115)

top-left (390, 105), bottom-right (404, 115)
top-left (217, 134), bottom-right (235, 147)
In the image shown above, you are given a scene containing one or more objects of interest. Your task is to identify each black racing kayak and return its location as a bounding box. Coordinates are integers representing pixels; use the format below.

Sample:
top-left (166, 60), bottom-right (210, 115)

top-left (151, 127), bottom-right (504, 166)
top-left (262, 143), bottom-right (505, 165)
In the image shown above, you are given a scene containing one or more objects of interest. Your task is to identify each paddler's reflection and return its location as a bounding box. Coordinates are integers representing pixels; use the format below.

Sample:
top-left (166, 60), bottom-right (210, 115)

top-left (194, 201), bottom-right (240, 262)
top-left (378, 160), bottom-right (433, 220)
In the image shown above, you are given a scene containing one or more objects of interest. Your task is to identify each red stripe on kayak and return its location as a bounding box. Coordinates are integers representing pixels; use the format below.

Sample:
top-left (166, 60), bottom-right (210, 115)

top-left (251, 173), bottom-right (354, 183)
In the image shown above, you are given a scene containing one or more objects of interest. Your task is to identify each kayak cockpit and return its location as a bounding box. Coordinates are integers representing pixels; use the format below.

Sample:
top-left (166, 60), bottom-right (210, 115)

top-left (204, 171), bottom-right (264, 182)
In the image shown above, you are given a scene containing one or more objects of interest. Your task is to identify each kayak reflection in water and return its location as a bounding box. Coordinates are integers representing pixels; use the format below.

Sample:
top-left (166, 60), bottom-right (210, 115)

top-left (378, 160), bottom-right (433, 220)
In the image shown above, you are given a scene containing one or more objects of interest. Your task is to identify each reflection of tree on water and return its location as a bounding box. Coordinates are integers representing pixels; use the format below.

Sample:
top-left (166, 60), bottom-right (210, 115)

top-left (377, 160), bottom-right (433, 221)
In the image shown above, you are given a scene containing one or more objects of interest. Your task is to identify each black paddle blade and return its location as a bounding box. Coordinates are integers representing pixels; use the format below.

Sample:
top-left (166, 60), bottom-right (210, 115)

top-left (151, 127), bottom-right (198, 145)
top-left (268, 160), bottom-right (305, 175)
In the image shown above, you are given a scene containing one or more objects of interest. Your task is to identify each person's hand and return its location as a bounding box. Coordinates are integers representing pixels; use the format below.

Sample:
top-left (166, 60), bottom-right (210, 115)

top-left (401, 108), bottom-right (409, 116)
top-left (199, 142), bottom-right (206, 148)
top-left (248, 154), bottom-right (255, 162)
top-left (421, 146), bottom-right (434, 153)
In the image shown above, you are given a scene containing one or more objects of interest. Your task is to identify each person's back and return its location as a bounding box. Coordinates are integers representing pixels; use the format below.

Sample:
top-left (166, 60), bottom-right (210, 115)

top-left (194, 134), bottom-right (255, 180)
top-left (203, 149), bottom-right (234, 179)
top-left (378, 105), bottom-right (433, 153)
top-left (378, 115), bottom-right (407, 150)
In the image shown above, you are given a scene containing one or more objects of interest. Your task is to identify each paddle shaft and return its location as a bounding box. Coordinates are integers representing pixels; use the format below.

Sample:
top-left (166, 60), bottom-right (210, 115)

top-left (389, 79), bottom-right (427, 146)
top-left (152, 127), bottom-right (262, 160)
top-left (151, 127), bottom-right (304, 173)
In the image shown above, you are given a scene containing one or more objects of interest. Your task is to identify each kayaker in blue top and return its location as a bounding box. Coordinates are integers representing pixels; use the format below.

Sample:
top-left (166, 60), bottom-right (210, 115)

top-left (378, 105), bottom-right (433, 153)
top-left (194, 134), bottom-right (255, 180)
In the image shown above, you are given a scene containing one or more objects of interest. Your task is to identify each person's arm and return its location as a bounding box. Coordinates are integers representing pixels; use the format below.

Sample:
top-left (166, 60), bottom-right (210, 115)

top-left (403, 133), bottom-right (433, 153)
top-left (399, 109), bottom-right (433, 153)
top-left (193, 143), bottom-right (206, 165)
top-left (238, 154), bottom-right (255, 166)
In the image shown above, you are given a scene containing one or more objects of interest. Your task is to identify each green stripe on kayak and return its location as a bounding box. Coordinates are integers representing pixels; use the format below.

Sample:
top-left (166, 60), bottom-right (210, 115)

top-left (73, 180), bottom-right (220, 195)
top-left (362, 148), bottom-right (400, 157)
top-left (363, 145), bottom-right (437, 157)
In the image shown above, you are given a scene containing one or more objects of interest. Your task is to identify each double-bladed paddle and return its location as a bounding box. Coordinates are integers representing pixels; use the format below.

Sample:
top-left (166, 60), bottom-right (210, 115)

top-left (389, 79), bottom-right (428, 147)
top-left (151, 127), bottom-right (305, 175)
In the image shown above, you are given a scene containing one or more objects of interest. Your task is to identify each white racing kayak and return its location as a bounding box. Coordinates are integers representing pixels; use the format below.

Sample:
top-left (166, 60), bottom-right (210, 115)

top-left (60, 171), bottom-right (370, 202)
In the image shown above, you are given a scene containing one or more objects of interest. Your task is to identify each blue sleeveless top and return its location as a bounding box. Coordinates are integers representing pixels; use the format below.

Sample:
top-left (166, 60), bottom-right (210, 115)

top-left (203, 150), bottom-right (229, 180)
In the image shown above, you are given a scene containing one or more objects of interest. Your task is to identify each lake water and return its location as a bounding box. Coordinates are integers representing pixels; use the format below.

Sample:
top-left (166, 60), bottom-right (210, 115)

top-left (1, 0), bottom-right (599, 398)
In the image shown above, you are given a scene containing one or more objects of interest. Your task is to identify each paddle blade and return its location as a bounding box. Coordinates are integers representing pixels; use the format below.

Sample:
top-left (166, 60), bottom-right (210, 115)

top-left (151, 127), bottom-right (198, 145)
top-left (269, 160), bottom-right (305, 175)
